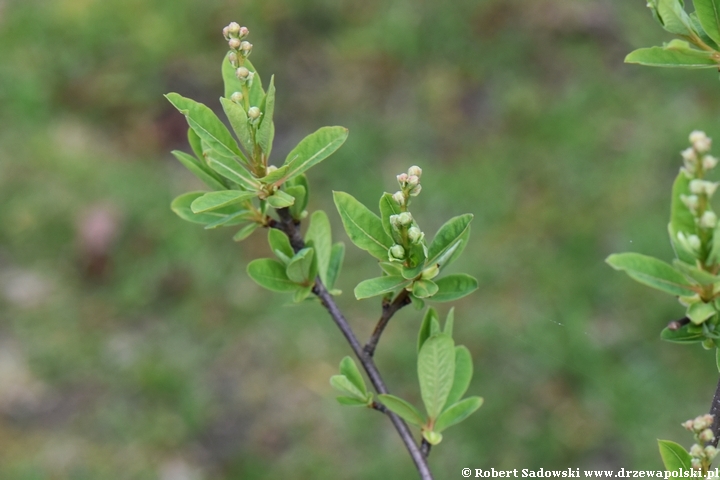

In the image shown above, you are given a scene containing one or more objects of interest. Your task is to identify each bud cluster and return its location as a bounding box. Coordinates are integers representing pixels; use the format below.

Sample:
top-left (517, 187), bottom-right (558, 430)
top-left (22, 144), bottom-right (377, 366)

top-left (682, 414), bottom-right (717, 470)
top-left (677, 131), bottom-right (719, 256)
top-left (393, 165), bottom-right (423, 208)
top-left (387, 168), bottom-right (427, 264)
top-left (223, 22), bottom-right (255, 88)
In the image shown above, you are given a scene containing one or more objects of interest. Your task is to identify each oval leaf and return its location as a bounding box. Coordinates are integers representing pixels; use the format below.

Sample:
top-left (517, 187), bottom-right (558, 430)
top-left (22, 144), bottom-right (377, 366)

top-left (247, 258), bottom-right (298, 292)
top-left (434, 396), bottom-right (483, 433)
top-left (444, 345), bottom-right (473, 409)
top-left (333, 191), bottom-right (393, 260)
top-left (625, 42), bottom-right (718, 68)
top-left (658, 439), bottom-right (693, 472)
top-left (268, 229), bottom-right (294, 262)
top-left (418, 333), bottom-right (456, 420)
top-left (191, 190), bottom-right (256, 213)
top-left (286, 248), bottom-right (315, 284)
top-left (377, 394), bottom-right (426, 427)
top-left (284, 126), bottom-right (349, 180)
top-left (326, 242), bottom-right (345, 291)
top-left (306, 211), bottom-right (333, 286)
top-left (412, 279), bottom-right (439, 299)
top-left (432, 274), bottom-right (478, 302)
top-left (606, 253), bottom-right (697, 296)
top-left (171, 150), bottom-right (227, 191)
top-left (339, 357), bottom-right (367, 396)
top-left (354, 276), bottom-right (411, 300)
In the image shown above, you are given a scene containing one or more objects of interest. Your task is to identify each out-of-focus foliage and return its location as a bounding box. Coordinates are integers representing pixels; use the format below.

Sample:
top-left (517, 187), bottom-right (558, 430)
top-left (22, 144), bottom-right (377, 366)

top-left (2, 0), bottom-right (720, 478)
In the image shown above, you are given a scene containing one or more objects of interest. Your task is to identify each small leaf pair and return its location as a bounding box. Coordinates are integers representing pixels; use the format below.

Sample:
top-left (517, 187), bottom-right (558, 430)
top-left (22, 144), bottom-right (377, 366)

top-left (330, 357), bottom-right (372, 406)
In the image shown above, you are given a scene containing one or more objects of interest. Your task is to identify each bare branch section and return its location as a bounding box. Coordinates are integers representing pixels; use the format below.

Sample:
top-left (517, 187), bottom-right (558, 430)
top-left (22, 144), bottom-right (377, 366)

top-left (365, 290), bottom-right (412, 357)
top-left (271, 208), bottom-right (433, 480)
top-left (710, 376), bottom-right (720, 447)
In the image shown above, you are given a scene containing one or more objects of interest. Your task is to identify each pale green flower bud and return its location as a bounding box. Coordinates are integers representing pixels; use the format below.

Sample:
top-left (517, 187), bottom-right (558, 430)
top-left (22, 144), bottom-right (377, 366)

top-left (222, 26), bottom-right (230, 39)
top-left (408, 226), bottom-right (424, 244)
top-left (691, 458), bottom-right (702, 470)
top-left (227, 52), bottom-right (239, 67)
top-left (703, 338), bottom-right (716, 350)
top-left (683, 419), bottom-right (696, 431)
top-left (707, 446), bottom-right (719, 459)
top-left (396, 212), bottom-right (413, 227)
top-left (690, 444), bottom-right (704, 457)
top-left (228, 38), bottom-right (241, 50)
top-left (407, 175), bottom-right (419, 187)
top-left (230, 91), bottom-right (244, 104)
top-left (240, 41), bottom-right (253, 57)
top-left (247, 106), bottom-right (261, 120)
top-left (409, 184), bottom-right (422, 196)
top-left (704, 155), bottom-right (719, 170)
top-left (227, 22), bottom-right (241, 35)
top-left (389, 244), bottom-right (405, 261)
top-left (682, 147), bottom-right (698, 163)
top-left (677, 231), bottom-right (701, 253)
top-left (266, 165), bottom-right (278, 174)
top-left (700, 210), bottom-right (717, 229)
top-left (236, 67), bottom-right (250, 80)
top-left (695, 415), bottom-right (712, 431)
top-left (681, 194), bottom-right (699, 212)
top-left (423, 430), bottom-right (443, 445)
top-left (700, 428), bottom-right (715, 442)
top-left (397, 173), bottom-right (409, 185)
top-left (408, 165), bottom-right (422, 177)
top-left (690, 130), bottom-right (712, 153)
top-left (421, 264), bottom-right (439, 280)
top-left (392, 191), bottom-right (405, 206)
top-left (238, 26), bottom-right (249, 39)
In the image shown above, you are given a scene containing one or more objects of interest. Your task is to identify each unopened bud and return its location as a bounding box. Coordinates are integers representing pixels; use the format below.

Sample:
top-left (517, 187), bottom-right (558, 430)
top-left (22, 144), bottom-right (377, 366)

top-left (238, 26), bottom-right (249, 38)
top-left (690, 444), bottom-right (704, 457)
top-left (397, 173), bottom-right (409, 185)
top-left (236, 67), bottom-right (250, 80)
top-left (240, 41), bottom-right (253, 56)
top-left (409, 184), bottom-right (422, 196)
top-left (690, 179), bottom-right (719, 196)
top-left (691, 458), bottom-right (702, 470)
top-left (703, 338), bottom-right (716, 350)
top-left (228, 38), bottom-right (241, 50)
top-left (408, 165), bottom-right (422, 177)
top-left (690, 130), bottom-right (712, 153)
top-left (396, 212), bottom-right (413, 227)
top-left (392, 191), bottom-right (405, 206)
top-left (700, 428), bottom-right (715, 442)
top-left (681, 194), bottom-right (699, 212)
top-left (227, 52), bottom-right (239, 67)
top-left (407, 175), bottom-right (419, 187)
top-left (683, 420), bottom-right (696, 431)
top-left (408, 226), bottom-right (424, 244)
top-left (230, 91), bottom-right (244, 104)
top-left (704, 155), bottom-right (719, 170)
top-left (423, 430), bottom-right (443, 446)
top-left (700, 210), bottom-right (717, 229)
top-left (247, 106), bottom-right (261, 120)
top-left (389, 244), bottom-right (405, 261)
top-left (696, 416), bottom-right (712, 431)
top-left (421, 264), bottom-right (439, 280)
top-left (707, 446), bottom-right (719, 459)
top-left (266, 165), bottom-right (278, 173)
top-left (222, 26), bottom-right (230, 39)
top-left (227, 22), bottom-right (241, 35)
top-left (682, 147), bottom-right (698, 163)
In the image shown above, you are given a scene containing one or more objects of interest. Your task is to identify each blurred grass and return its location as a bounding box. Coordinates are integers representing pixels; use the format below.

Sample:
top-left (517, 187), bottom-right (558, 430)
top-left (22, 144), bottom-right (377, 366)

top-left (2, 0), bottom-right (720, 478)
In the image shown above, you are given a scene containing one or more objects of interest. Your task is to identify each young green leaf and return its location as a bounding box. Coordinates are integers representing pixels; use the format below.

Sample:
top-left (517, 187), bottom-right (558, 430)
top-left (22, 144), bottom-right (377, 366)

top-left (171, 150), bottom-right (227, 191)
top-left (260, 165), bottom-right (289, 184)
top-left (422, 430), bottom-right (443, 446)
top-left (339, 357), bottom-right (367, 397)
top-left (444, 308), bottom-right (455, 337)
top-left (412, 279), bottom-right (439, 299)
top-left (284, 126), bottom-right (349, 180)
top-left (660, 323), bottom-right (705, 343)
top-left (268, 229), bottom-right (294, 262)
top-left (247, 258), bottom-right (298, 291)
top-left (377, 394), bottom-right (426, 427)
top-left (286, 248), bottom-right (315, 284)
top-left (165, 93), bottom-right (247, 161)
top-left (336, 396), bottom-right (370, 407)
top-left (672, 259), bottom-right (719, 285)
top-left (354, 276), bottom-right (411, 300)
top-left (293, 284), bottom-right (313, 303)
top-left (205, 152), bottom-right (261, 190)
top-left (418, 307), bottom-right (440, 353)
top-left (606, 253), bottom-right (697, 296)
top-left (658, 439), bottom-right (693, 472)
top-left (220, 97), bottom-right (254, 155)
top-left (444, 345), bottom-right (473, 409)
top-left (233, 222), bottom-right (260, 241)
top-left (171, 192), bottom-right (241, 225)
top-left (427, 214), bottom-right (473, 267)
top-left (687, 301), bottom-right (716, 324)
top-left (434, 396), bottom-right (483, 433)
top-left (326, 242), bottom-right (345, 291)
top-left (257, 75), bottom-right (275, 157)
top-left (204, 210), bottom-right (253, 230)
top-left (190, 190), bottom-right (256, 213)
top-left (306, 211), bottom-right (332, 286)
top-left (333, 191), bottom-right (394, 260)
top-left (187, 128), bottom-right (205, 161)
top-left (418, 333), bottom-right (456, 420)
top-left (625, 41), bottom-right (718, 68)
top-left (694, 0), bottom-right (720, 44)
top-left (655, 0), bottom-right (694, 35)
top-left (330, 374), bottom-right (366, 401)
top-left (379, 193), bottom-right (403, 240)
top-left (266, 190), bottom-right (295, 208)
top-left (432, 274), bottom-right (479, 302)
top-left (287, 174), bottom-right (310, 220)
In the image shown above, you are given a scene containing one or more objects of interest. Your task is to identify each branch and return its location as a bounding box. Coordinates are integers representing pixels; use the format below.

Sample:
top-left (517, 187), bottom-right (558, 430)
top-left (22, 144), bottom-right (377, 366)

top-left (272, 209), bottom-right (434, 479)
top-left (420, 438), bottom-right (432, 457)
top-left (364, 289), bottom-right (411, 357)
top-left (709, 376), bottom-right (720, 447)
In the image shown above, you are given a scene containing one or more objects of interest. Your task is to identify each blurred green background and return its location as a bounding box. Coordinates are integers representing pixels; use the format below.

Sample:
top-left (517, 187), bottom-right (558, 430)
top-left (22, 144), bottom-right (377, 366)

top-left (2, 0), bottom-right (720, 478)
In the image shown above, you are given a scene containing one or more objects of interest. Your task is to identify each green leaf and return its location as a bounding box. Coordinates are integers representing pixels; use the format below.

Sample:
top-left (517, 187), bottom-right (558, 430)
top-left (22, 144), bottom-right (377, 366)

top-left (423, 430), bottom-right (443, 446)
top-left (444, 308), bottom-right (455, 337)
top-left (669, 172), bottom-right (697, 264)
top-left (336, 396), bottom-right (370, 407)
top-left (306, 211), bottom-right (333, 286)
top-left (380, 262), bottom-right (403, 276)
top-left (268, 229), bottom-right (294, 262)
top-left (658, 439), bottom-right (693, 472)
top-left (418, 308), bottom-right (440, 353)
top-left (286, 248), bottom-right (315, 284)
top-left (354, 276), bottom-right (411, 300)
top-left (260, 165), bottom-right (289, 185)
top-left (333, 191), bottom-right (393, 260)
top-left (716, 347), bottom-right (720, 373)
top-left (377, 394), bottom-right (426, 427)
top-left (220, 97), bottom-right (254, 156)
top-left (165, 93), bottom-right (247, 162)
top-left (326, 242), bottom-right (345, 291)
top-left (205, 151), bottom-right (261, 190)
top-left (441, 225), bottom-right (471, 270)
top-left (171, 150), bottom-right (227, 191)
top-left (204, 210), bottom-right (253, 229)
top-left (187, 128), bottom-right (205, 161)
top-left (339, 357), bottom-right (367, 396)
top-left (293, 284), bottom-right (313, 303)
top-left (710, 224), bottom-right (720, 264)
top-left (434, 397), bottom-right (483, 433)
top-left (672, 260), bottom-right (719, 284)
top-left (222, 56), bottom-right (265, 106)
top-left (606, 253), bottom-right (697, 296)
top-left (431, 274), bottom-right (479, 302)
top-left (379, 193), bottom-right (403, 241)
top-left (330, 374), bottom-right (366, 401)
top-left (660, 323), bottom-right (705, 343)
top-left (427, 214), bottom-right (473, 267)
top-left (418, 333), bottom-right (456, 420)
top-left (287, 174), bottom-right (310, 220)
top-left (410, 294), bottom-right (425, 310)
top-left (257, 75), bottom-right (275, 157)
top-left (625, 41), bottom-right (718, 68)
top-left (284, 126), bottom-right (349, 180)
top-left (171, 192), bottom-right (242, 225)
top-left (655, 0), bottom-right (694, 35)
top-left (444, 345), bottom-right (473, 409)
top-left (233, 222), bottom-right (259, 241)
top-left (412, 279), bottom-right (439, 299)
top-left (247, 258), bottom-right (298, 291)
top-left (266, 190), bottom-right (295, 208)
top-left (691, 8), bottom-right (720, 47)
top-left (190, 190), bottom-right (256, 213)
top-left (687, 301), bottom-right (716, 324)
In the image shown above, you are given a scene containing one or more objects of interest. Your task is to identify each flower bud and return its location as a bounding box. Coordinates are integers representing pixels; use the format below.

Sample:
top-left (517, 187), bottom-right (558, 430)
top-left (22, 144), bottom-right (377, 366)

top-left (227, 22), bottom-right (241, 35)
top-left (682, 147), bottom-right (698, 163)
top-left (690, 130), bottom-right (712, 153)
top-left (681, 194), bottom-right (699, 212)
top-left (230, 91), bottom-right (244, 104)
top-left (392, 191), bottom-right (405, 206)
top-left (247, 106), bottom-right (261, 120)
top-left (228, 38), bottom-right (241, 50)
top-left (227, 52), bottom-right (239, 67)
top-left (407, 175), bottom-right (419, 187)
top-left (240, 41), bottom-right (253, 56)
top-left (700, 210), bottom-right (717, 229)
top-left (691, 458), bottom-right (702, 470)
top-left (222, 26), bottom-right (230, 39)
top-left (397, 173), bottom-right (409, 185)
top-left (408, 226), bottom-right (424, 244)
top-left (677, 231), bottom-right (701, 253)
top-left (707, 446), bottom-right (719, 459)
top-left (409, 184), bottom-right (422, 196)
top-left (236, 67), bottom-right (250, 80)
top-left (408, 165), bottom-right (422, 178)
top-left (704, 155), bottom-right (719, 171)
top-left (396, 212), bottom-right (413, 227)
top-left (690, 444), bottom-right (704, 457)
top-left (700, 428), bottom-right (715, 442)
top-left (389, 244), bottom-right (405, 261)
top-left (238, 26), bottom-right (249, 38)
top-left (696, 415), bottom-right (713, 431)
top-left (703, 338), bottom-right (716, 350)
top-left (266, 165), bottom-right (278, 173)
top-left (421, 264), bottom-right (439, 280)
top-left (423, 430), bottom-right (443, 446)
top-left (683, 420), bottom-right (696, 431)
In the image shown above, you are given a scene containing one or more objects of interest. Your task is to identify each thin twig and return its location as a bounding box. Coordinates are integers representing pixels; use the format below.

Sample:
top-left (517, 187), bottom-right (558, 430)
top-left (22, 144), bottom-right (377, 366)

top-left (364, 289), bottom-right (412, 357)
top-left (709, 376), bottom-right (720, 447)
top-left (420, 438), bottom-right (432, 457)
top-left (272, 208), bottom-right (433, 479)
